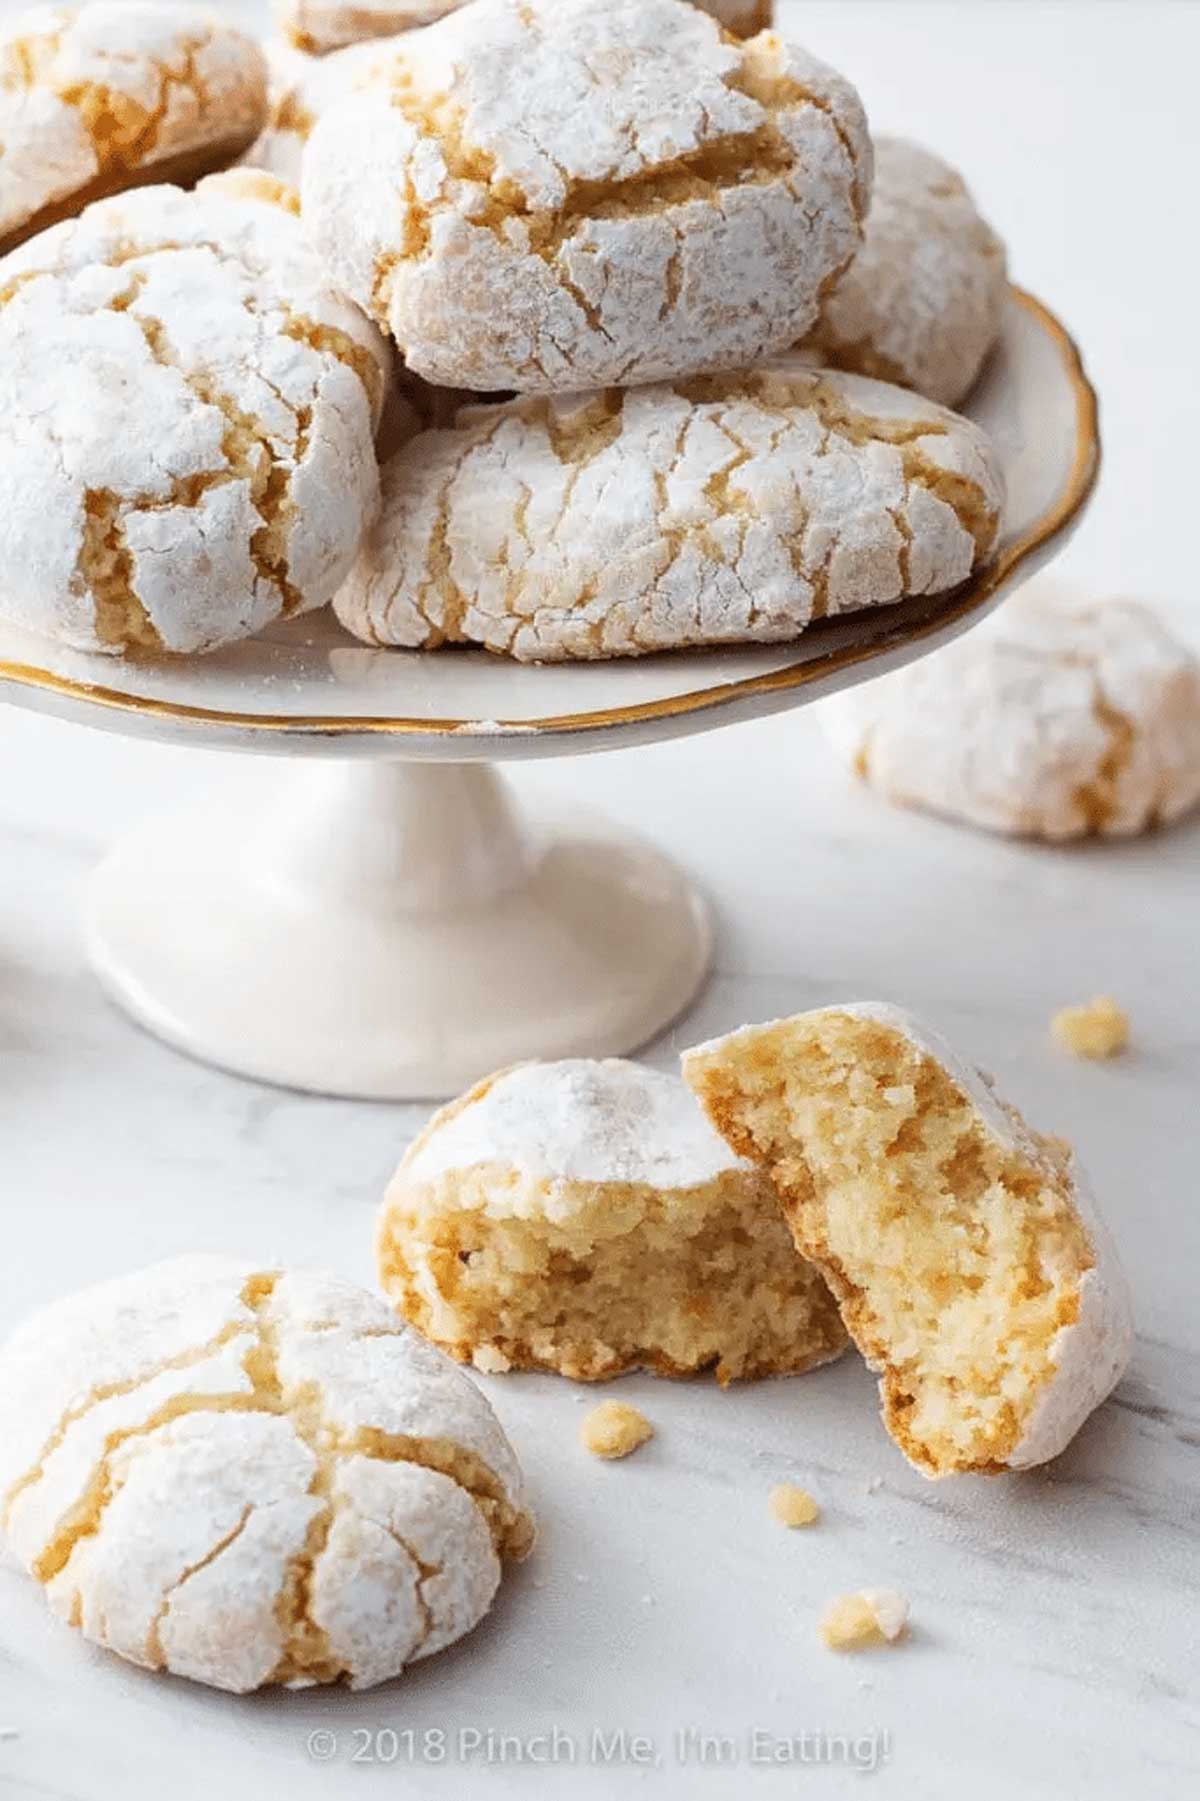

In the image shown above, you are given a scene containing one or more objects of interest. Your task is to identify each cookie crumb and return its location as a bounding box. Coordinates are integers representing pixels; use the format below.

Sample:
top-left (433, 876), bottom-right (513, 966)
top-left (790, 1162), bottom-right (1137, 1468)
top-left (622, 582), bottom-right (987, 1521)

top-left (580, 1401), bottom-right (654, 1460)
top-left (1052, 996), bottom-right (1130, 1059)
top-left (769, 1483), bottom-right (820, 1527)
top-left (820, 1589), bottom-right (909, 1651)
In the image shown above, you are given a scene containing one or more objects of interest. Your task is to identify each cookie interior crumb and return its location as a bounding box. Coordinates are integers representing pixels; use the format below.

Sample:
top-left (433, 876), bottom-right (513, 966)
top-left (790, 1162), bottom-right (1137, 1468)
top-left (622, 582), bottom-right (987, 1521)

top-left (685, 1010), bottom-right (1096, 1475)
top-left (769, 1483), bottom-right (820, 1528)
top-left (377, 1064), bottom-right (848, 1385)
top-left (1052, 997), bottom-right (1130, 1060)
top-left (580, 1401), bottom-right (654, 1460)
top-left (820, 1589), bottom-right (909, 1650)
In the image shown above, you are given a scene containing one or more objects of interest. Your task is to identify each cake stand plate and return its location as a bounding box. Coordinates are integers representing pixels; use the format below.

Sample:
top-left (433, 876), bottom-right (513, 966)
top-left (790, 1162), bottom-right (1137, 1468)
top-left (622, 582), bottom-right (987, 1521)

top-left (0, 289), bottom-right (1099, 1098)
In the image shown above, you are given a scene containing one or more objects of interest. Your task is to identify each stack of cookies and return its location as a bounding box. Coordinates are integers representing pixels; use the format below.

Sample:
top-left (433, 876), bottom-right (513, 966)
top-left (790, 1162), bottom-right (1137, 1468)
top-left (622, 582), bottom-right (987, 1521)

top-left (0, 0), bottom-right (1010, 661)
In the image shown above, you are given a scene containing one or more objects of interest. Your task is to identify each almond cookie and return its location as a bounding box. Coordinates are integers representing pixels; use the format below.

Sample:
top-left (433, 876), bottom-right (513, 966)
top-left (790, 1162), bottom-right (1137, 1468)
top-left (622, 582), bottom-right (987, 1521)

top-left (798, 137), bottom-right (1008, 407)
top-left (334, 363), bottom-right (1004, 662)
top-left (302, 0), bottom-right (871, 392)
top-left (822, 588), bottom-right (1200, 838)
top-left (278, 0), bottom-right (774, 57)
top-left (0, 3), bottom-right (268, 255)
top-left (0, 1256), bottom-right (533, 1693)
top-left (375, 1060), bottom-right (849, 1384)
top-left (683, 1005), bottom-right (1133, 1476)
top-left (0, 174), bottom-right (388, 656)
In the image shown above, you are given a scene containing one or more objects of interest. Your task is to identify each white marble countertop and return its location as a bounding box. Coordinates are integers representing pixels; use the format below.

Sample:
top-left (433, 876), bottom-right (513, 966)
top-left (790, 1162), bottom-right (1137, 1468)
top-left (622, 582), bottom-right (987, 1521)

top-left (2, 3), bottom-right (1199, 1798)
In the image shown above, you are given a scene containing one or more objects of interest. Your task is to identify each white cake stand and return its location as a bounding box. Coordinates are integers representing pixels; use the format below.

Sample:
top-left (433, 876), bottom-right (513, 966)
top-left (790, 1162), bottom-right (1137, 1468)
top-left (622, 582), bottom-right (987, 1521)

top-left (0, 289), bottom-right (1098, 1099)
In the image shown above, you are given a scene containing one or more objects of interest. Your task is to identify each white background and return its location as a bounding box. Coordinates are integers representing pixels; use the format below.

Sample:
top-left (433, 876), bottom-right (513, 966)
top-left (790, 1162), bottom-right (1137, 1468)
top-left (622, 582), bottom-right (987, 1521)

top-left (1, 4), bottom-right (1198, 1799)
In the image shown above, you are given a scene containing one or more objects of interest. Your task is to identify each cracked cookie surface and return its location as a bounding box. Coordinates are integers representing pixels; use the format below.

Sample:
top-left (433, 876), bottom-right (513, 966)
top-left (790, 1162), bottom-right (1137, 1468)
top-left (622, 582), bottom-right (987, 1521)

top-left (301, 0), bottom-right (872, 392)
top-left (0, 1255), bottom-right (533, 1693)
top-left (278, 0), bottom-right (774, 58)
top-left (822, 586), bottom-right (1200, 838)
top-left (0, 2), bottom-right (268, 254)
top-left (797, 138), bottom-right (1008, 407)
top-left (376, 1059), bottom-right (849, 1383)
top-left (334, 360), bottom-right (1004, 662)
top-left (0, 172), bottom-right (388, 656)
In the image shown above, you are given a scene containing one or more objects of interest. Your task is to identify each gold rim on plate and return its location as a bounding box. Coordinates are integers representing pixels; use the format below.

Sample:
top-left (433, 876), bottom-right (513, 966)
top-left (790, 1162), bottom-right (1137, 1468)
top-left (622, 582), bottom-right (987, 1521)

top-left (0, 287), bottom-right (1100, 744)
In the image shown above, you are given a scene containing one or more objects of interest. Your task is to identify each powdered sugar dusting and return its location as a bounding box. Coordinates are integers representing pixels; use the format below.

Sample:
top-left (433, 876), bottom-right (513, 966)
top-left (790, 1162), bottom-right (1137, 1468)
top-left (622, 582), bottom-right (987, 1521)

top-left (822, 586), bottom-right (1200, 839)
top-left (0, 1255), bottom-right (531, 1693)
top-left (0, 176), bottom-right (387, 656)
top-left (405, 1059), bottom-right (748, 1189)
top-left (800, 137), bottom-right (1008, 407)
top-left (0, 3), bottom-right (268, 252)
top-left (334, 363), bottom-right (1004, 661)
top-left (302, 0), bottom-right (871, 391)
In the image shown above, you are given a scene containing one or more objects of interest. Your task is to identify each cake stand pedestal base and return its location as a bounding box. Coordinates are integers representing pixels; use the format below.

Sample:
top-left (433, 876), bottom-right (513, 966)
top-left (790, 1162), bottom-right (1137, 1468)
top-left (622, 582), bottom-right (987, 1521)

top-left (85, 759), bottom-right (712, 1101)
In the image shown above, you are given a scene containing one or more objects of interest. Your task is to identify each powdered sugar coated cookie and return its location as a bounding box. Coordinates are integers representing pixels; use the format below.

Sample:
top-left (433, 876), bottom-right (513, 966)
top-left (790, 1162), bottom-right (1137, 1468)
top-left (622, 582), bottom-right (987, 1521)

top-left (0, 174), bottom-right (388, 656)
top-left (683, 1004), bottom-right (1133, 1476)
top-left (377, 1059), bottom-right (848, 1383)
top-left (822, 587), bottom-right (1200, 838)
top-left (0, 3), bottom-right (268, 254)
top-left (279, 0), bottom-right (775, 57)
top-left (799, 137), bottom-right (1008, 407)
top-left (302, 0), bottom-right (871, 391)
top-left (0, 1256), bottom-right (533, 1693)
top-left (335, 362), bottom-right (1004, 662)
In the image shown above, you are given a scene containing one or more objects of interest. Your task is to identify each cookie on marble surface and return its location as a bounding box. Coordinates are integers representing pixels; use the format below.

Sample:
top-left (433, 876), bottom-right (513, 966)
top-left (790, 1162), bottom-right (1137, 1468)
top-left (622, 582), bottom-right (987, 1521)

top-left (334, 362), bottom-right (1004, 662)
top-left (799, 136), bottom-right (1008, 407)
top-left (375, 1059), bottom-right (849, 1384)
top-left (242, 35), bottom-right (393, 186)
top-left (684, 1005), bottom-right (1133, 1477)
top-left (302, 0), bottom-right (871, 392)
top-left (0, 3), bottom-right (268, 255)
top-left (0, 1255), bottom-right (533, 1693)
top-left (821, 588), bottom-right (1200, 839)
top-left (0, 174), bottom-right (388, 657)
top-left (279, 0), bottom-right (774, 56)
